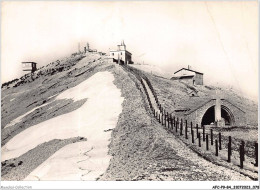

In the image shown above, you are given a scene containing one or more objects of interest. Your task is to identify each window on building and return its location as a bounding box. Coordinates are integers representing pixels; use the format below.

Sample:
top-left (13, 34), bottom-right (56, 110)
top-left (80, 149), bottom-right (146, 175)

top-left (121, 52), bottom-right (122, 55)
top-left (112, 53), bottom-right (114, 56)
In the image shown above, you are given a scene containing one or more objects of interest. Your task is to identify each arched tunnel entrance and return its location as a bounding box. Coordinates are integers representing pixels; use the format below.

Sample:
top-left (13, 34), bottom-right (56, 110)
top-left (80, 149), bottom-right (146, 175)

top-left (201, 105), bottom-right (235, 126)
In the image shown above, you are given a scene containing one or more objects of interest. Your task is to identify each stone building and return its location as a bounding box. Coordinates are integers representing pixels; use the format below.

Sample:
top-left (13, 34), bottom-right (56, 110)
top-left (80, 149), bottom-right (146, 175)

top-left (107, 41), bottom-right (133, 65)
top-left (171, 66), bottom-right (203, 85)
top-left (22, 62), bottom-right (37, 73)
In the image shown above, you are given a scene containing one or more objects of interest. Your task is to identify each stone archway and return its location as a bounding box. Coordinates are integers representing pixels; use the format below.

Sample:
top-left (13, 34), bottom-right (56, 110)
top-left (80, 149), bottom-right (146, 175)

top-left (200, 105), bottom-right (235, 126)
top-left (221, 105), bottom-right (235, 126)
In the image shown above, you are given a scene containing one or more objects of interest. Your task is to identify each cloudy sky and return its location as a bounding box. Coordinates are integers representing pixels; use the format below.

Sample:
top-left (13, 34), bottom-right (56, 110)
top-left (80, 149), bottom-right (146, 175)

top-left (1, 1), bottom-right (258, 100)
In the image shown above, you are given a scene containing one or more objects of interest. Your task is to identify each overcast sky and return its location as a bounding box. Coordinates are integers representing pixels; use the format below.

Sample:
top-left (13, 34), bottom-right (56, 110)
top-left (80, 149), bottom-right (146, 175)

top-left (1, 1), bottom-right (258, 100)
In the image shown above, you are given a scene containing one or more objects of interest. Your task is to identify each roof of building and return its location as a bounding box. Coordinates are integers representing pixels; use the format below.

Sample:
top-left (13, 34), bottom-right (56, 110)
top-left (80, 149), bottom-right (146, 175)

top-left (174, 68), bottom-right (203, 75)
top-left (22, 62), bottom-right (37, 64)
top-left (171, 75), bottom-right (194, 80)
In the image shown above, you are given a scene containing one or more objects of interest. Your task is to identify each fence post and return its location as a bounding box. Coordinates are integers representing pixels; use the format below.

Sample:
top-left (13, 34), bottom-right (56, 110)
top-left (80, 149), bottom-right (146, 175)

top-left (191, 122), bottom-right (193, 131)
top-left (254, 142), bottom-right (258, 167)
top-left (167, 112), bottom-right (171, 129)
top-left (185, 120), bottom-right (188, 131)
top-left (198, 133), bottom-right (201, 147)
top-left (176, 118), bottom-right (178, 132)
top-left (215, 140), bottom-right (218, 156)
top-left (229, 136), bottom-right (232, 155)
top-left (167, 115), bottom-right (169, 129)
top-left (241, 141), bottom-right (245, 161)
top-left (173, 116), bottom-right (175, 128)
top-left (159, 114), bottom-right (161, 123)
top-left (206, 134), bottom-right (209, 150)
top-left (191, 130), bottom-right (194, 144)
top-left (227, 136), bottom-right (231, 163)
top-left (219, 132), bottom-right (222, 150)
top-left (203, 125), bottom-right (205, 142)
top-left (211, 129), bottom-right (213, 145)
top-left (164, 114), bottom-right (167, 127)
top-left (180, 119), bottom-right (183, 136)
top-left (240, 144), bottom-right (244, 168)
top-left (185, 124), bottom-right (188, 139)
top-left (162, 113), bottom-right (165, 125)
top-left (196, 124), bottom-right (199, 138)
top-left (162, 113), bottom-right (164, 125)
top-left (171, 115), bottom-right (173, 130)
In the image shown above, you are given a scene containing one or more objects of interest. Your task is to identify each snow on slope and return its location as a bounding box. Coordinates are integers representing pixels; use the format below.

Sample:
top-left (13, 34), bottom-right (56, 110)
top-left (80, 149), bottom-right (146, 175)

top-left (1, 71), bottom-right (124, 180)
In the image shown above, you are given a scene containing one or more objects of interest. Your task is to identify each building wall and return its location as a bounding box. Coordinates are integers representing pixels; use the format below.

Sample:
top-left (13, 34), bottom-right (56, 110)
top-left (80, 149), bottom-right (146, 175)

top-left (125, 51), bottom-right (132, 64)
top-left (22, 62), bottom-right (37, 72)
top-left (194, 73), bottom-right (203, 85)
top-left (109, 50), bottom-right (132, 64)
top-left (185, 99), bottom-right (246, 127)
top-left (174, 70), bottom-right (203, 85)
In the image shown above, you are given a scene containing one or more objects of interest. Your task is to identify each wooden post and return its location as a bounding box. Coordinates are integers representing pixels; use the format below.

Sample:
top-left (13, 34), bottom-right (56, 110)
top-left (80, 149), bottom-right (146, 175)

top-left (203, 125), bottom-right (205, 142)
top-left (176, 118), bottom-right (178, 132)
top-left (166, 115), bottom-right (168, 129)
top-left (191, 130), bottom-right (194, 144)
top-left (170, 115), bottom-right (173, 130)
top-left (162, 113), bottom-right (164, 125)
top-left (206, 134), bottom-right (209, 150)
top-left (168, 116), bottom-right (170, 129)
top-left (198, 133), bottom-right (201, 147)
top-left (254, 142), bottom-right (258, 167)
top-left (162, 112), bottom-right (164, 124)
top-left (196, 124), bottom-right (199, 138)
top-left (180, 119), bottom-right (183, 136)
top-left (240, 145), bottom-right (244, 169)
top-left (228, 136), bottom-right (232, 155)
top-left (169, 114), bottom-right (171, 129)
top-left (219, 132), bottom-right (222, 150)
top-left (185, 124), bottom-right (188, 139)
top-left (241, 141), bottom-right (245, 161)
top-left (215, 140), bottom-right (218, 156)
top-left (227, 137), bottom-right (231, 163)
top-left (159, 114), bottom-right (161, 123)
top-left (185, 120), bottom-right (187, 131)
top-left (191, 122), bottom-right (193, 131)
top-left (210, 129), bottom-right (213, 145)
top-left (164, 114), bottom-right (167, 127)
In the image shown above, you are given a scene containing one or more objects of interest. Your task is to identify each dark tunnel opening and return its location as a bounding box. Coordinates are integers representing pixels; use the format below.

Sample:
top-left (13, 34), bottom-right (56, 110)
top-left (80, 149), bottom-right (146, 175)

top-left (201, 106), bottom-right (215, 125)
top-left (201, 106), bottom-right (233, 126)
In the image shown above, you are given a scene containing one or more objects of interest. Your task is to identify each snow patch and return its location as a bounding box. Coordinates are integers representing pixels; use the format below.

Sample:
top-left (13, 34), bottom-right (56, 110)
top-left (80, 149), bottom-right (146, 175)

top-left (2, 71), bottom-right (124, 180)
